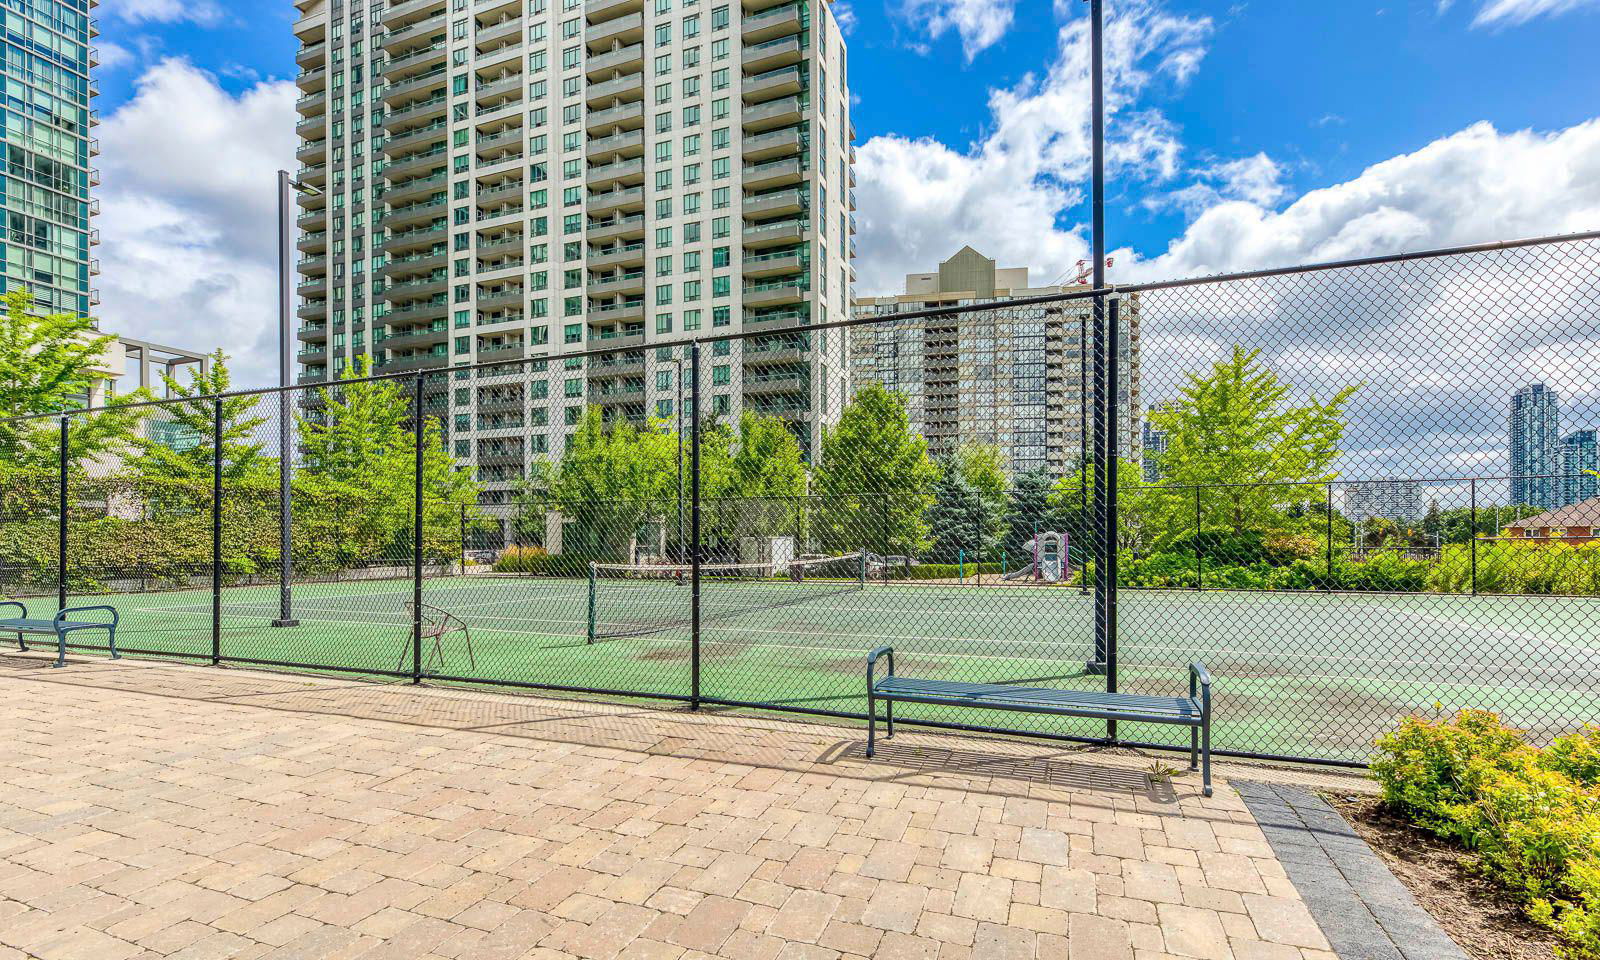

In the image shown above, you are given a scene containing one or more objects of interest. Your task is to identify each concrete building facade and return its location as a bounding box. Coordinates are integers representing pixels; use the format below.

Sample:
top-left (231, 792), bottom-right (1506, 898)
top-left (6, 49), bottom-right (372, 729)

top-left (850, 247), bottom-right (1139, 478)
top-left (292, 0), bottom-right (855, 503)
top-left (1, 0), bottom-right (100, 318)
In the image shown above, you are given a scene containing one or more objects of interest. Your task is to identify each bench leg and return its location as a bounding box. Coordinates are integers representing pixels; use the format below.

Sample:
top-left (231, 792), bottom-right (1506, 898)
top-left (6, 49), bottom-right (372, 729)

top-left (106, 626), bottom-right (119, 661)
top-left (1190, 725), bottom-right (1198, 771)
top-left (885, 698), bottom-right (893, 740)
top-left (16, 630), bottom-right (26, 653)
top-left (53, 631), bottom-right (66, 669)
top-left (866, 688), bottom-right (876, 758)
top-left (1201, 718), bottom-right (1212, 797)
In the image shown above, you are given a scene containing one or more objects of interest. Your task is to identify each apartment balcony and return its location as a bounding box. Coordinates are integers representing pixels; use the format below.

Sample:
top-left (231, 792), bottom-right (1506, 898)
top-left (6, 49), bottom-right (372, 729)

top-left (384, 170), bottom-right (450, 205)
top-left (476, 178), bottom-right (525, 206)
top-left (742, 126), bottom-right (803, 161)
top-left (476, 233), bottom-right (525, 255)
top-left (296, 40), bottom-right (327, 67)
top-left (297, 300), bottom-right (328, 320)
top-left (476, 309), bottom-right (526, 327)
top-left (380, 194), bottom-right (448, 230)
top-left (382, 325), bottom-right (449, 351)
top-left (590, 300), bottom-right (646, 325)
top-left (742, 65), bottom-right (803, 103)
top-left (587, 213), bottom-right (646, 243)
top-left (587, 242), bottom-right (646, 270)
top-left (585, 11), bottom-right (644, 51)
top-left (477, 393), bottom-right (525, 414)
top-left (386, 271), bottom-right (450, 300)
top-left (586, 270), bottom-right (646, 297)
top-left (742, 4), bottom-right (803, 42)
top-left (384, 0), bottom-right (445, 27)
top-left (742, 35), bottom-right (802, 73)
top-left (296, 64), bottom-right (327, 92)
top-left (476, 71), bottom-right (522, 101)
top-left (477, 285), bottom-right (526, 311)
top-left (380, 249), bottom-right (449, 278)
top-left (381, 14), bottom-right (447, 54)
top-left (383, 144), bottom-right (449, 178)
top-left (477, 254), bottom-right (526, 274)
top-left (742, 339), bottom-right (808, 366)
top-left (585, 42), bottom-right (644, 80)
top-left (297, 276), bottom-right (329, 298)
top-left (387, 93), bottom-right (449, 128)
top-left (587, 184), bottom-right (645, 216)
top-left (380, 222), bottom-right (449, 255)
top-left (385, 117), bottom-right (449, 154)
top-left (296, 206), bottom-right (327, 229)
top-left (387, 41), bottom-right (449, 76)
top-left (383, 299), bottom-right (450, 323)
top-left (297, 162), bottom-right (328, 188)
top-left (297, 230), bottom-right (329, 253)
top-left (382, 352), bottom-right (450, 373)
top-left (743, 218), bottom-right (805, 248)
top-left (586, 156), bottom-right (645, 189)
top-left (743, 308), bottom-right (809, 333)
top-left (475, 126), bottom-right (525, 163)
top-left (295, 113), bottom-right (326, 136)
top-left (297, 323), bottom-right (329, 345)
top-left (590, 325), bottom-right (646, 349)
top-left (585, 0), bottom-right (645, 24)
top-left (741, 0), bottom-right (793, 12)
top-left (743, 157), bottom-right (804, 189)
top-left (476, 14), bottom-right (523, 48)
top-left (742, 95), bottom-right (802, 132)
top-left (589, 380), bottom-right (646, 402)
top-left (295, 137), bottom-right (326, 162)
top-left (476, 201), bottom-right (524, 224)
top-left (742, 249), bottom-right (804, 278)
top-left (476, 446), bottom-right (524, 467)
top-left (588, 128), bottom-right (644, 163)
top-left (586, 72), bottom-right (644, 107)
top-left (382, 65), bottom-right (448, 103)
top-left (743, 187), bottom-right (807, 218)
top-left (297, 253), bottom-right (329, 276)
top-left (743, 280), bottom-right (807, 308)
top-left (586, 99), bottom-right (644, 134)
top-left (743, 371), bottom-right (809, 396)
top-left (297, 344), bottom-right (330, 365)
top-left (297, 370), bottom-right (329, 386)
top-left (591, 353), bottom-right (645, 376)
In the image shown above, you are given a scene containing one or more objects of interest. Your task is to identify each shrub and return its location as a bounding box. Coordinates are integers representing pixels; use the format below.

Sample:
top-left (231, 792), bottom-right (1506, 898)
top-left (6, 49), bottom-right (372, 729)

top-left (1374, 710), bottom-right (1600, 959)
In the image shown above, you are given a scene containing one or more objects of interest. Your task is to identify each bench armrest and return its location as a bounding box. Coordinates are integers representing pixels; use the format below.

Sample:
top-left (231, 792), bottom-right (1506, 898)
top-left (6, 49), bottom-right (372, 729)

top-left (56, 605), bottom-right (118, 629)
top-left (1190, 661), bottom-right (1211, 707)
top-left (0, 601), bottom-right (26, 620)
top-left (867, 645), bottom-right (895, 688)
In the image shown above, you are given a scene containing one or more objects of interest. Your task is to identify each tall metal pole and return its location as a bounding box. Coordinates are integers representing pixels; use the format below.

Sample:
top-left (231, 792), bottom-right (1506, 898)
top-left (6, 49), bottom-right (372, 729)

top-left (1103, 299), bottom-right (1121, 733)
top-left (676, 352), bottom-right (685, 566)
top-left (1086, 0), bottom-right (1109, 679)
top-left (689, 342), bottom-right (702, 709)
top-left (212, 399), bottom-right (223, 664)
top-left (57, 415), bottom-right (68, 613)
top-left (413, 373), bottom-right (425, 683)
top-left (273, 170), bottom-right (299, 627)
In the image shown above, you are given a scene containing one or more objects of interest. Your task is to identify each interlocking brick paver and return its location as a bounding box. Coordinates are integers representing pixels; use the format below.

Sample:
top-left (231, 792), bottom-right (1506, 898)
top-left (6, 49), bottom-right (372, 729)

top-left (0, 656), bottom-right (1374, 960)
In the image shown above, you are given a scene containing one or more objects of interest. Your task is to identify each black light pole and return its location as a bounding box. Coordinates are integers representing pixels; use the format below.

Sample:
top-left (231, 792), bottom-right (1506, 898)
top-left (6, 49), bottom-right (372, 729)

top-left (274, 169), bottom-right (320, 627)
top-left (1086, 0), bottom-right (1110, 677)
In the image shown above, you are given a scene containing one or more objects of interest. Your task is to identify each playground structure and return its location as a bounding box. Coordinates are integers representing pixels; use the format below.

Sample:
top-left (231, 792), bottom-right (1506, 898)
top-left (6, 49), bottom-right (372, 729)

top-left (1004, 532), bottom-right (1069, 583)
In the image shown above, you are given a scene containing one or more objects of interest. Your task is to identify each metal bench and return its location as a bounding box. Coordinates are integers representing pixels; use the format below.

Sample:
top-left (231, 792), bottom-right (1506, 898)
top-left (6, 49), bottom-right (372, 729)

top-left (0, 603), bottom-right (120, 669)
top-left (867, 646), bottom-right (1213, 796)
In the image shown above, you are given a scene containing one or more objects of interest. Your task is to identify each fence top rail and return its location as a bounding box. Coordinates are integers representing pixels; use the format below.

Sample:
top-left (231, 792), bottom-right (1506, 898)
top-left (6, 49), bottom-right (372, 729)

top-left (3, 227), bottom-right (1596, 429)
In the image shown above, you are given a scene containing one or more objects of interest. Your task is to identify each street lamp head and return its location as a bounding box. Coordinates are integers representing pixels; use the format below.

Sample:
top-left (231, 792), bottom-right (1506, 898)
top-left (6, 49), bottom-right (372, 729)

top-left (289, 179), bottom-right (323, 197)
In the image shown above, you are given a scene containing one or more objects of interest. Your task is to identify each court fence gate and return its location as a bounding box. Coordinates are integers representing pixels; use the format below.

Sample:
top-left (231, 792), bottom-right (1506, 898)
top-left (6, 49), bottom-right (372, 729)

top-left (3, 230), bottom-right (1600, 767)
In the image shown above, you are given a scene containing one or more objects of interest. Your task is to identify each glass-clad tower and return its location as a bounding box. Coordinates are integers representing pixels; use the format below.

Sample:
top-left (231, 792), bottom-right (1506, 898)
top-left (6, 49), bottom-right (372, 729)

top-left (1, 0), bottom-right (100, 316)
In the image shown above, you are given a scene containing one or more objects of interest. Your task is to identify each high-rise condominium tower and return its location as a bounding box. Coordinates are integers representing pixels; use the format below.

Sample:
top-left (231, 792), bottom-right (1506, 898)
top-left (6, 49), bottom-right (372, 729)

top-left (1, 0), bottom-right (100, 319)
top-left (292, 0), bottom-right (855, 502)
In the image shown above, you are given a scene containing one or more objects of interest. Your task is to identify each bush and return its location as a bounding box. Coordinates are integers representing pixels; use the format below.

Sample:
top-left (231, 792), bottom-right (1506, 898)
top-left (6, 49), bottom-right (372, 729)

top-left (1374, 710), bottom-right (1600, 958)
top-left (492, 546), bottom-right (591, 578)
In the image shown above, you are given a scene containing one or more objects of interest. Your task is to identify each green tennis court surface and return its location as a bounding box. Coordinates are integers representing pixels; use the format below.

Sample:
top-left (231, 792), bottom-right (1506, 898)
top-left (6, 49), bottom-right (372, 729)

top-left (10, 575), bottom-right (1600, 762)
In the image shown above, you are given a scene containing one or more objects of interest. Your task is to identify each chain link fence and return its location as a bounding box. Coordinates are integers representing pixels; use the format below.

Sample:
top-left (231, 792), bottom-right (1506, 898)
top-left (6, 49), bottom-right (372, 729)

top-left (2, 232), bottom-right (1598, 765)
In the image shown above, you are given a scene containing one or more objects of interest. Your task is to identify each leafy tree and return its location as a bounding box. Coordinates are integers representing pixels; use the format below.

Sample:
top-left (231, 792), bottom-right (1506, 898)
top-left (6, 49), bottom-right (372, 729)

top-left (928, 470), bottom-right (989, 561)
top-left (0, 289), bottom-right (148, 469)
top-left (731, 413), bottom-right (807, 499)
top-left (948, 444), bottom-right (1007, 546)
top-left (1001, 468), bottom-right (1057, 567)
top-left (127, 351), bottom-right (269, 483)
top-left (1051, 457), bottom-right (1154, 555)
top-left (550, 406), bottom-right (678, 561)
top-left (1151, 346), bottom-right (1359, 538)
top-left (813, 384), bottom-right (938, 557)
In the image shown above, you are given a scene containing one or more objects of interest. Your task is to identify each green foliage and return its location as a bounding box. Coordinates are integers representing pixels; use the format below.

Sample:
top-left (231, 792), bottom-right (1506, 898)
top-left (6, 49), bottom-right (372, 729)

top-left (1001, 468), bottom-right (1058, 562)
top-left (1374, 711), bottom-right (1600, 959)
top-left (1151, 345), bottom-right (1358, 536)
top-left (550, 406), bottom-right (679, 561)
top-left (491, 545), bottom-right (592, 578)
top-left (928, 469), bottom-right (990, 561)
top-left (127, 351), bottom-right (269, 483)
top-left (813, 384), bottom-right (938, 557)
top-left (1431, 541), bottom-right (1600, 596)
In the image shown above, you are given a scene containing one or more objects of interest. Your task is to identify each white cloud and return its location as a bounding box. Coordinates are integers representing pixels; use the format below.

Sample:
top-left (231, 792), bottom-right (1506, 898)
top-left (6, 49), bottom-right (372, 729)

top-left (95, 58), bottom-right (297, 389)
top-left (832, 1), bottom-right (858, 34)
top-left (1473, 0), bottom-right (1600, 26)
top-left (96, 42), bottom-right (135, 71)
top-left (101, 0), bottom-right (225, 26)
top-left (898, 0), bottom-right (1016, 61)
top-left (853, 0), bottom-right (1212, 293)
top-left (1150, 152), bottom-right (1287, 216)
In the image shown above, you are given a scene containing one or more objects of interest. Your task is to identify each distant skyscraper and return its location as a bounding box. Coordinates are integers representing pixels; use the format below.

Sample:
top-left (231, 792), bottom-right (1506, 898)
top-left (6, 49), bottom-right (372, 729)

top-left (1, 0), bottom-right (100, 318)
top-left (1562, 429), bottom-right (1598, 506)
top-left (1141, 402), bottom-right (1176, 483)
top-left (1511, 383), bottom-right (1562, 509)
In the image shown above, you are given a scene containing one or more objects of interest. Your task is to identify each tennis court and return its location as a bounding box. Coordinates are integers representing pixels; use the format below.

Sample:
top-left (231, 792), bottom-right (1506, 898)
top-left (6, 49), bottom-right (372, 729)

top-left (11, 572), bottom-right (1600, 762)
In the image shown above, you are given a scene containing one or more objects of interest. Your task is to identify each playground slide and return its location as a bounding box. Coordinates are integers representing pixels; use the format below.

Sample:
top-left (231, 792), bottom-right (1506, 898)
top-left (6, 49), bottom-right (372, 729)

top-left (1003, 562), bottom-right (1037, 581)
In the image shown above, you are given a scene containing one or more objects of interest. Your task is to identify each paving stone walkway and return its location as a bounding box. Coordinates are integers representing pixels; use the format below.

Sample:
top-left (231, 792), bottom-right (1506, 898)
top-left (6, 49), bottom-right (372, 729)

top-left (0, 653), bottom-right (1379, 959)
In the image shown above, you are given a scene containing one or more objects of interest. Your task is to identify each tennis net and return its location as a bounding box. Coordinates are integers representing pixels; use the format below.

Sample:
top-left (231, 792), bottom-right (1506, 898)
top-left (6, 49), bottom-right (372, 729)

top-left (586, 553), bottom-right (866, 642)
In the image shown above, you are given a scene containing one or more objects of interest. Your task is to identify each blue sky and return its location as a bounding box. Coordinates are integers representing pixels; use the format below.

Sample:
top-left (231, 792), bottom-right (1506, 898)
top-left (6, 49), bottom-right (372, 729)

top-left (88, 0), bottom-right (1600, 394)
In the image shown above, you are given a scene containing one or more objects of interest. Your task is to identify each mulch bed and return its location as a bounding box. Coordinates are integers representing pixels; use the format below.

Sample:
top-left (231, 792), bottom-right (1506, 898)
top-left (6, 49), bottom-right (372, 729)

top-left (1329, 794), bottom-right (1560, 960)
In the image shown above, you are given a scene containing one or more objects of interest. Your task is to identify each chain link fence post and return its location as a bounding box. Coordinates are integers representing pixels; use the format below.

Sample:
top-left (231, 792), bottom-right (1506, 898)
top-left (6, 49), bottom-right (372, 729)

top-left (57, 415), bottom-right (68, 613)
top-left (412, 373), bottom-right (424, 685)
top-left (212, 398), bottom-right (223, 665)
top-left (689, 341), bottom-right (702, 710)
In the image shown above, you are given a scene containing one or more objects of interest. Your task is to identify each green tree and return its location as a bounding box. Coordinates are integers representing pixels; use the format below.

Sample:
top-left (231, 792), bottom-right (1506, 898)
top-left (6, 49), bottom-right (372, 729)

top-left (948, 444), bottom-right (1008, 547)
top-left (0, 290), bottom-right (147, 469)
top-left (1001, 468), bottom-right (1057, 567)
top-left (813, 384), bottom-right (938, 557)
top-left (1152, 346), bottom-right (1359, 538)
top-left (928, 470), bottom-right (989, 561)
top-left (550, 406), bottom-right (679, 561)
top-left (1050, 457), bottom-right (1154, 555)
top-left (127, 351), bottom-right (269, 483)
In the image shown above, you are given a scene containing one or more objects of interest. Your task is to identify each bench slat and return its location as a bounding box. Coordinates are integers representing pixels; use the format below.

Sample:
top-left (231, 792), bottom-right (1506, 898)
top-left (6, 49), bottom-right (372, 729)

top-left (874, 676), bottom-right (1199, 722)
top-left (0, 619), bottom-right (66, 633)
